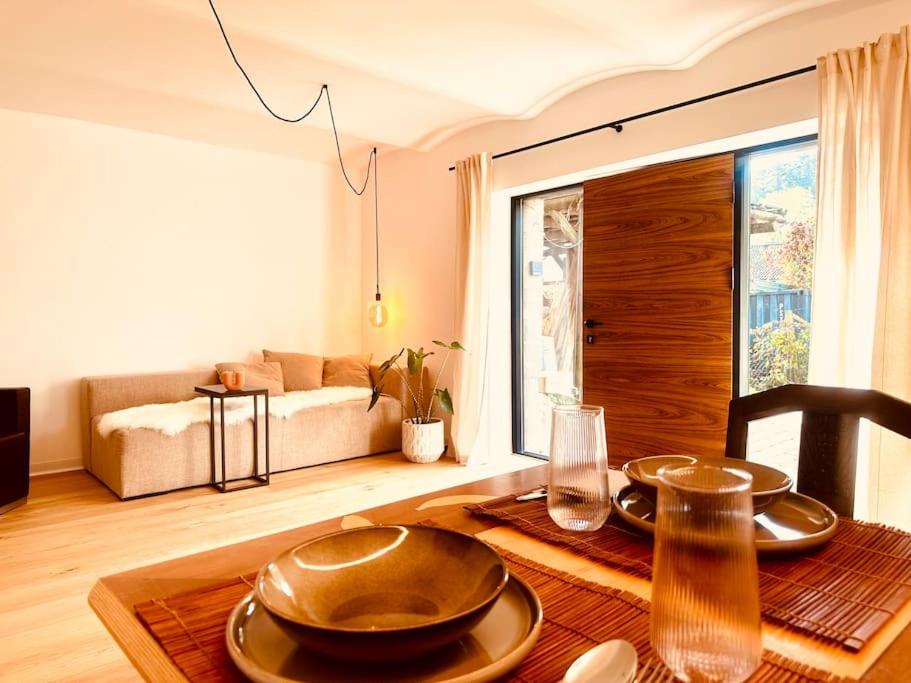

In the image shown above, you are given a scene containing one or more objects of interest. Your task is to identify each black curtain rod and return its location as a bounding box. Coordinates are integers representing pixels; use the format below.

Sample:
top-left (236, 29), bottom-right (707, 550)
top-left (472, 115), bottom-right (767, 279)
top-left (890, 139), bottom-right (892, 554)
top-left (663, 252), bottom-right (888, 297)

top-left (447, 64), bottom-right (817, 171)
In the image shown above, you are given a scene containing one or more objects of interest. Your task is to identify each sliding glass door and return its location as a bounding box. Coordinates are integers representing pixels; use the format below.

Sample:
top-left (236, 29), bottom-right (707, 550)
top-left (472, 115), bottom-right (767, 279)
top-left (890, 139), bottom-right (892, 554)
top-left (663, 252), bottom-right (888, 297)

top-left (511, 137), bottom-right (818, 464)
top-left (512, 186), bottom-right (583, 457)
top-left (736, 138), bottom-right (818, 481)
top-left (739, 139), bottom-right (817, 395)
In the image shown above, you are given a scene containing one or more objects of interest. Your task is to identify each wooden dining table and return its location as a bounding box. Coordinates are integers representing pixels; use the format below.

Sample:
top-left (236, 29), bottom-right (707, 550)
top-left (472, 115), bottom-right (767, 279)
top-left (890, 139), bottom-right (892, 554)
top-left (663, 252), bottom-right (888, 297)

top-left (89, 466), bottom-right (911, 682)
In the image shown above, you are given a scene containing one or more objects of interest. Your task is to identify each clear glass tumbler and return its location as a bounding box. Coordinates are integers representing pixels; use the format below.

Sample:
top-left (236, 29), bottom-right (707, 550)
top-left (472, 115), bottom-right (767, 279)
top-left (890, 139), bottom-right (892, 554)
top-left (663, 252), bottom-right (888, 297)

top-left (650, 464), bottom-right (762, 683)
top-left (547, 405), bottom-right (610, 531)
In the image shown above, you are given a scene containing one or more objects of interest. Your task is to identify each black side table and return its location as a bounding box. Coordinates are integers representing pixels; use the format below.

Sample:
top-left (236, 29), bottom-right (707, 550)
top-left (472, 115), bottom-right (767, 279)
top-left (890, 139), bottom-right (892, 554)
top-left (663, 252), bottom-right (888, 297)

top-left (194, 385), bottom-right (270, 493)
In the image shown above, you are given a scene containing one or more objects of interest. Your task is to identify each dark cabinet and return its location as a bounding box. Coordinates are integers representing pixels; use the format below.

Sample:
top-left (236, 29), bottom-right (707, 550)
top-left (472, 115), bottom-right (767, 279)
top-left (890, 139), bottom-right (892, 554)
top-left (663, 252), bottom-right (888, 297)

top-left (0, 388), bottom-right (29, 514)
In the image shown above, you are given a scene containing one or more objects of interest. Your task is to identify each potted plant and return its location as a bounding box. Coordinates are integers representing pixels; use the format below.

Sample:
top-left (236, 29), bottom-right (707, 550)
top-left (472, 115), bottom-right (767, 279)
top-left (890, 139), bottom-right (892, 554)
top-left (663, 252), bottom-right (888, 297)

top-left (368, 340), bottom-right (465, 463)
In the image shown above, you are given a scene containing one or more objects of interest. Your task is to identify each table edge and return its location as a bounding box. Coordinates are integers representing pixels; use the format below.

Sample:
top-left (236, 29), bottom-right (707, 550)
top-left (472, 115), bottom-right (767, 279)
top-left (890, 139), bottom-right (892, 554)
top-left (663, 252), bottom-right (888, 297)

top-left (89, 579), bottom-right (188, 683)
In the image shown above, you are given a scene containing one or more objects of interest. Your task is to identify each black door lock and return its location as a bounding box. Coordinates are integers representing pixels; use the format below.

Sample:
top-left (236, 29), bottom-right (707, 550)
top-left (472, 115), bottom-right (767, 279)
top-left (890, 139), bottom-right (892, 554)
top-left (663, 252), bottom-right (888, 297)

top-left (586, 334), bottom-right (595, 344)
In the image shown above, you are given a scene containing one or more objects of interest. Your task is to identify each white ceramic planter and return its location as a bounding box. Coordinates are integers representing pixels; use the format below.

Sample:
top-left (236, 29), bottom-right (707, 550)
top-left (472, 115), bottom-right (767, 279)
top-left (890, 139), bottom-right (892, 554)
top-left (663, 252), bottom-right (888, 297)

top-left (401, 418), bottom-right (445, 463)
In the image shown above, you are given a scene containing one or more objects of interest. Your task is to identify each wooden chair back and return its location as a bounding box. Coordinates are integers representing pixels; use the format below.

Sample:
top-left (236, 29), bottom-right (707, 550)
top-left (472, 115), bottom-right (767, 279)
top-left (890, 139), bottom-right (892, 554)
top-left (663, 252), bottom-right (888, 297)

top-left (725, 384), bottom-right (911, 516)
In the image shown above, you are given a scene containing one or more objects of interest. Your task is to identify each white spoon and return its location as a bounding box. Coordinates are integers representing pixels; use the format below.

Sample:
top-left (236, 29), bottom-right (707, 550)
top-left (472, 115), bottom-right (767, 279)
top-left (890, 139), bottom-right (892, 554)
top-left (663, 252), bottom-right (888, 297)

top-left (562, 639), bottom-right (638, 683)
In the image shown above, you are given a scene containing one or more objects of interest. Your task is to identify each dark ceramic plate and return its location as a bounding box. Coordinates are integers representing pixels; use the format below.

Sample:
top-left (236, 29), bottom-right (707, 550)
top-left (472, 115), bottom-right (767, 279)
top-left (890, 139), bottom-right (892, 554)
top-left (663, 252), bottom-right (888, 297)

top-left (611, 484), bottom-right (838, 554)
top-left (228, 574), bottom-right (543, 683)
top-left (622, 455), bottom-right (793, 513)
top-left (255, 525), bottom-right (509, 661)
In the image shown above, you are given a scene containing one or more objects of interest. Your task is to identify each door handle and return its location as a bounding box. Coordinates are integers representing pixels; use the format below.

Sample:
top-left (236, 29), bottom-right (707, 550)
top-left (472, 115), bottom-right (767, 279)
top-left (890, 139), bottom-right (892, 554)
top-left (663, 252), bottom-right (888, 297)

top-left (583, 319), bottom-right (603, 329)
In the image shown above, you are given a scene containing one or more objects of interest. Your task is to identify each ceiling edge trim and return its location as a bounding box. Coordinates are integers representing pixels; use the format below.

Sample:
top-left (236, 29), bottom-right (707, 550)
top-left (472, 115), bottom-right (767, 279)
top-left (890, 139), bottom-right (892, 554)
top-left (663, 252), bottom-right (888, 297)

top-left (409, 0), bottom-right (835, 152)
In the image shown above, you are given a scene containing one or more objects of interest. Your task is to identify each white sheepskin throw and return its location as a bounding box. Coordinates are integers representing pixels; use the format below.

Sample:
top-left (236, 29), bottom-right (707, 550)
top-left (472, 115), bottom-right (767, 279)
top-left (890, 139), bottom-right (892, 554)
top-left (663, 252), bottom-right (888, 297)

top-left (96, 386), bottom-right (373, 438)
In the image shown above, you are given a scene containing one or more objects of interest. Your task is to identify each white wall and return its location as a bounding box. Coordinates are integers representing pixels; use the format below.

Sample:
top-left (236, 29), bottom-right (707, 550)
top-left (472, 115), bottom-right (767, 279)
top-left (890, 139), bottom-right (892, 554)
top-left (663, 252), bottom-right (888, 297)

top-left (0, 109), bottom-right (362, 473)
top-left (361, 0), bottom-right (911, 400)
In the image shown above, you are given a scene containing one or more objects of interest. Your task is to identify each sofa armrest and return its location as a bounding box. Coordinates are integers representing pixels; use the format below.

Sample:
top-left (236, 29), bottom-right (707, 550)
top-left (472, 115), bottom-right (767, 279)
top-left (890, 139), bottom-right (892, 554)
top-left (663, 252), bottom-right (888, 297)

top-left (0, 432), bottom-right (29, 504)
top-left (0, 433), bottom-right (27, 459)
top-left (81, 369), bottom-right (218, 468)
top-left (0, 388), bottom-right (29, 439)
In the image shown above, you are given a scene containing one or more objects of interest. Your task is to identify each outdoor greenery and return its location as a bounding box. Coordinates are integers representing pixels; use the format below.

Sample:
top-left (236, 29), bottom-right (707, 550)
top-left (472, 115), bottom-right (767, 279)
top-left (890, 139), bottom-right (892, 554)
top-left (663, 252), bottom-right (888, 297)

top-left (749, 313), bottom-right (811, 392)
top-left (781, 219), bottom-right (815, 289)
top-left (754, 215), bottom-right (816, 290)
top-left (749, 146), bottom-right (817, 392)
top-left (368, 341), bottom-right (465, 424)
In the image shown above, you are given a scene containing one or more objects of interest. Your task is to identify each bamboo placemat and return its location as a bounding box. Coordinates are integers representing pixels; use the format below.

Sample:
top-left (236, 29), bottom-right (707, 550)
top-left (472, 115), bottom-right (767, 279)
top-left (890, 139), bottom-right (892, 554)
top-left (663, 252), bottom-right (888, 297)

top-left (134, 549), bottom-right (846, 682)
top-left (467, 492), bottom-right (911, 652)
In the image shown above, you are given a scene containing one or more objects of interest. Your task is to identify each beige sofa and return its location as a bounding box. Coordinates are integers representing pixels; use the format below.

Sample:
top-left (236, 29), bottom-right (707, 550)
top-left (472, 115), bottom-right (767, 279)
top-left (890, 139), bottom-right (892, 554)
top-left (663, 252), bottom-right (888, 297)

top-left (81, 366), bottom-right (412, 499)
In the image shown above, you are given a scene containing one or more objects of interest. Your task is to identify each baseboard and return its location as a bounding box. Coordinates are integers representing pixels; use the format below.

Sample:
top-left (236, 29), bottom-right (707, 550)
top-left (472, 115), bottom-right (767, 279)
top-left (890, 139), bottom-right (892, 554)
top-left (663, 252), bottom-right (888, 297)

top-left (30, 459), bottom-right (84, 476)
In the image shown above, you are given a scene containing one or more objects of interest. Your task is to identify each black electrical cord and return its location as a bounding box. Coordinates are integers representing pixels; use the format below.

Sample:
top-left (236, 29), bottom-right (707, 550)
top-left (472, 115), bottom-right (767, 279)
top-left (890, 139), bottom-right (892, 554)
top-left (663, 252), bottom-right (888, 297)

top-left (324, 86), bottom-right (375, 196)
top-left (373, 146), bottom-right (380, 295)
top-left (207, 0), bottom-right (374, 197)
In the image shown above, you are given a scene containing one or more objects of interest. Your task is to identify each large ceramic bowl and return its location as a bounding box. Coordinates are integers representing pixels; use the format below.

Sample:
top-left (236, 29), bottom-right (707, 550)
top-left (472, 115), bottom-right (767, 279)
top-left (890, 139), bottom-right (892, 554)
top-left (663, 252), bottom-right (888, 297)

top-left (255, 525), bottom-right (509, 662)
top-left (622, 455), bottom-right (793, 513)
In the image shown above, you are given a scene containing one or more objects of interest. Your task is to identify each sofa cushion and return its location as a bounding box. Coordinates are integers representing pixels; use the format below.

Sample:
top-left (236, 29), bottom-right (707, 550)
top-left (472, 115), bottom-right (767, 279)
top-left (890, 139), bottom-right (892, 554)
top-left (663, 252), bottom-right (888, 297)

top-left (215, 361), bottom-right (285, 396)
top-left (323, 354), bottom-right (373, 388)
top-left (263, 350), bottom-right (323, 391)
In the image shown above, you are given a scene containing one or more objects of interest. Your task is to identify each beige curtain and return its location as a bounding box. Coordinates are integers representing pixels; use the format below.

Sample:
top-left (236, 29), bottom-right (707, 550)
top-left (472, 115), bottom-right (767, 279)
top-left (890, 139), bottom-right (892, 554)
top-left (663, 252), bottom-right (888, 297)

top-left (810, 26), bottom-right (910, 522)
top-left (452, 153), bottom-right (493, 464)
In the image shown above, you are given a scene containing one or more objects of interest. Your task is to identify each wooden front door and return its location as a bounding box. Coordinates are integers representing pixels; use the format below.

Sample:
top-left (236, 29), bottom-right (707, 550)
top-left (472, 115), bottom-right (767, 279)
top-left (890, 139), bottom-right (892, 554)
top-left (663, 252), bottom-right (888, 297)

top-left (582, 154), bottom-right (734, 465)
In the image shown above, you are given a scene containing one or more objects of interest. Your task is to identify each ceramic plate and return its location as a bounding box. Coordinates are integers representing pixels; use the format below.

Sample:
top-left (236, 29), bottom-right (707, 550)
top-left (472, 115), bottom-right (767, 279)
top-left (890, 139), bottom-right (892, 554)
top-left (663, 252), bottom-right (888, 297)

top-left (612, 484), bottom-right (838, 554)
top-left (226, 574), bottom-right (543, 683)
top-left (622, 455), bottom-right (793, 513)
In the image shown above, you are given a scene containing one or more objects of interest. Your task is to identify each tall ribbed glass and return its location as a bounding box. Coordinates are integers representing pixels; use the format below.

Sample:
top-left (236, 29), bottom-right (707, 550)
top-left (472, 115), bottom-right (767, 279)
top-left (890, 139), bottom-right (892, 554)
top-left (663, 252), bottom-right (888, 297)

top-left (547, 405), bottom-right (610, 531)
top-left (650, 464), bottom-right (762, 682)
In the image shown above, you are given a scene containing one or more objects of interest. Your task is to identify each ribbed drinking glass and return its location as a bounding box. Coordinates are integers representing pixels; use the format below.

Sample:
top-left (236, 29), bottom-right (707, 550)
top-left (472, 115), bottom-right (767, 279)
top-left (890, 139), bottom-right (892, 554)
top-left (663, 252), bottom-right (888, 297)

top-left (547, 405), bottom-right (610, 531)
top-left (650, 464), bottom-right (762, 682)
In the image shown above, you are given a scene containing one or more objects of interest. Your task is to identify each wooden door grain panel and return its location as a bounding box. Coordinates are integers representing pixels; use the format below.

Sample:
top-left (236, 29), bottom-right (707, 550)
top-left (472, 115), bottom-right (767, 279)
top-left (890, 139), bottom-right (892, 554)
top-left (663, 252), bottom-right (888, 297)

top-left (582, 154), bottom-right (734, 465)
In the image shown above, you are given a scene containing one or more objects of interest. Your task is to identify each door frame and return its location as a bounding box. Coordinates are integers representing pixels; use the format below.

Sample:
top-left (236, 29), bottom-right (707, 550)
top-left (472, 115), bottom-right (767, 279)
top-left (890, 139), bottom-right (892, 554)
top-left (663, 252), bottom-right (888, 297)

top-left (510, 134), bottom-right (817, 457)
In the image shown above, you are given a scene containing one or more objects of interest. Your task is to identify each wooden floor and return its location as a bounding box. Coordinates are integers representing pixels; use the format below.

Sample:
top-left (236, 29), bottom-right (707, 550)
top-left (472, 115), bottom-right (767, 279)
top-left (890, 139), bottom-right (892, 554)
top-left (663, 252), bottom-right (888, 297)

top-left (0, 453), bottom-right (539, 682)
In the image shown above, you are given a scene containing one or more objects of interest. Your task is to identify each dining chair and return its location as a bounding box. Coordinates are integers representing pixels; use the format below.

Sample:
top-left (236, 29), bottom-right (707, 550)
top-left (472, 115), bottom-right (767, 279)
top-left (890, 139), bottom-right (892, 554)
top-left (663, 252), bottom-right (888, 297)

top-left (725, 384), bottom-right (911, 516)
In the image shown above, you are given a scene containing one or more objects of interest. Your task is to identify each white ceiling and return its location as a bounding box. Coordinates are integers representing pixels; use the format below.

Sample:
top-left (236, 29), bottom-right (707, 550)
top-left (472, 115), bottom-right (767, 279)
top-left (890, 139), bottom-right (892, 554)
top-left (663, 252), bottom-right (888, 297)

top-left (0, 0), bottom-right (838, 161)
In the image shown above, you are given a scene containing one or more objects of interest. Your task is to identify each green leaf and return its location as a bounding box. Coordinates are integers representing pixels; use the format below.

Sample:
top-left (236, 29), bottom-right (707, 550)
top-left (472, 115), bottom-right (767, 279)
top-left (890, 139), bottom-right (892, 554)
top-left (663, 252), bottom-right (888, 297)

top-left (434, 388), bottom-right (454, 415)
top-left (432, 340), bottom-right (448, 348)
top-left (407, 348), bottom-right (421, 376)
top-left (367, 387), bottom-right (382, 412)
top-left (450, 341), bottom-right (466, 351)
top-left (407, 347), bottom-right (434, 375)
top-left (379, 348), bottom-right (404, 373)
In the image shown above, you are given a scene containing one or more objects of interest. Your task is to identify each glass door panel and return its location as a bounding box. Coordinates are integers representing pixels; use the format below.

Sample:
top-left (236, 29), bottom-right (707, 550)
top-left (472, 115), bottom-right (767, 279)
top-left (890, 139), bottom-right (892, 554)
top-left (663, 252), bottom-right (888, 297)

top-left (516, 187), bottom-right (583, 456)
top-left (742, 141), bottom-right (817, 483)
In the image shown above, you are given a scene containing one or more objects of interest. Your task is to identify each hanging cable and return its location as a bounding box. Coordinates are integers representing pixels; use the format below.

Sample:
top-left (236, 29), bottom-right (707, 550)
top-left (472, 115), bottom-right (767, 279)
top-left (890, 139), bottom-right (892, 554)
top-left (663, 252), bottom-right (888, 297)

top-left (373, 147), bottom-right (380, 294)
top-left (325, 87), bottom-right (374, 196)
top-left (207, 0), bottom-right (323, 123)
top-left (207, 0), bottom-right (374, 196)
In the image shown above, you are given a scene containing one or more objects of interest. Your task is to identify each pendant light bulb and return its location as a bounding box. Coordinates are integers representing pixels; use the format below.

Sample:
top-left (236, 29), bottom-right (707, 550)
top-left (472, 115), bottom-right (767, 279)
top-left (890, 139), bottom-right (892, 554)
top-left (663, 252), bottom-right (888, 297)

top-left (367, 147), bottom-right (388, 328)
top-left (368, 292), bottom-right (388, 328)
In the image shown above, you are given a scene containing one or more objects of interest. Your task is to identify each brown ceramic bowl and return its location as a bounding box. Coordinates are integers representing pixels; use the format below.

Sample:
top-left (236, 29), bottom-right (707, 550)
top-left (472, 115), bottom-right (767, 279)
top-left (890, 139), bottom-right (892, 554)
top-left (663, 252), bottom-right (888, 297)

top-left (254, 525), bottom-right (509, 662)
top-left (622, 455), bottom-right (793, 513)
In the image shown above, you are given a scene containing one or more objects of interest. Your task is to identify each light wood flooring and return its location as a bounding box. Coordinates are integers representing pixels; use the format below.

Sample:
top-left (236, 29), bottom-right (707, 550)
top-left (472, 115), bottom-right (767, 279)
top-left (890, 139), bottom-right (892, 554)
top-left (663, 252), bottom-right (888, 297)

top-left (0, 453), bottom-right (539, 682)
